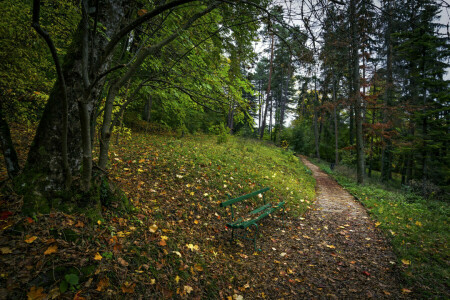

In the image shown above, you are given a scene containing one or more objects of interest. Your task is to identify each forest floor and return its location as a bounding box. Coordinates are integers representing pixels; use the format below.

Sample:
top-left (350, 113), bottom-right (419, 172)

top-left (0, 129), bottom-right (416, 299)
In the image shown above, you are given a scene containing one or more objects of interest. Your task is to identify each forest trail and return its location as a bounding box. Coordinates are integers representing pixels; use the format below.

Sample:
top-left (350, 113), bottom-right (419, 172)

top-left (296, 156), bottom-right (407, 298)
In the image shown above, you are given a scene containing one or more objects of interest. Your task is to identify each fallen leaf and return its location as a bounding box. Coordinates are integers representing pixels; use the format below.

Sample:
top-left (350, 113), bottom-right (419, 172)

top-left (44, 244), bottom-right (58, 255)
top-left (25, 236), bottom-right (38, 243)
top-left (402, 288), bottom-right (412, 294)
top-left (159, 239), bottom-right (167, 246)
top-left (184, 285), bottom-right (193, 294)
top-left (401, 259), bottom-right (411, 265)
top-left (172, 251), bottom-right (182, 257)
top-left (233, 294), bottom-right (244, 300)
top-left (73, 290), bottom-right (86, 300)
top-left (375, 221), bottom-right (381, 227)
top-left (194, 264), bottom-right (203, 272)
top-left (175, 275), bottom-right (180, 284)
top-left (326, 244), bottom-right (336, 249)
top-left (280, 252), bottom-right (287, 257)
top-left (96, 277), bottom-right (109, 291)
top-left (121, 282), bottom-right (136, 293)
top-left (149, 224), bottom-right (158, 233)
top-left (118, 257), bottom-right (129, 267)
top-left (94, 252), bottom-right (102, 261)
top-left (0, 247), bottom-right (12, 254)
top-left (27, 286), bottom-right (46, 300)
top-left (415, 221), bottom-right (422, 227)
top-left (362, 271), bottom-right (371, 277)
top-left (75, 220), bottom-right (85, 228)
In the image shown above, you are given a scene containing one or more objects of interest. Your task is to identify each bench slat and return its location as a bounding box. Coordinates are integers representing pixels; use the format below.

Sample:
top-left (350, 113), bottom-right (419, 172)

top-left (250, 203), bottom-right (272, 215)
top-left (220, 187), bottom-right (270, 207)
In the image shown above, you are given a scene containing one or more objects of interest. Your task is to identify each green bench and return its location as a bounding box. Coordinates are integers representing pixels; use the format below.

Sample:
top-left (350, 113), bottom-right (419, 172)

top-left (220, 187), bottom-right (285, 251)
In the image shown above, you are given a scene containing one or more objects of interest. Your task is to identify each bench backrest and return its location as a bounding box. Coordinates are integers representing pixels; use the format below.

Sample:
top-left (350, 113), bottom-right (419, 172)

top-left (220, 187), bottom-right (270, 207)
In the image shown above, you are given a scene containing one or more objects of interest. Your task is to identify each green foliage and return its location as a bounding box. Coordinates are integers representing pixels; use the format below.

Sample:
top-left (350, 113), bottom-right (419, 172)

top-left (209, 123), bottom-right (229, 144)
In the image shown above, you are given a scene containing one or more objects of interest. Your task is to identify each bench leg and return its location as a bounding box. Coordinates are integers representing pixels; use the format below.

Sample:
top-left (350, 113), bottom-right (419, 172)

top-left (251, 223), bottom-right (261, 252)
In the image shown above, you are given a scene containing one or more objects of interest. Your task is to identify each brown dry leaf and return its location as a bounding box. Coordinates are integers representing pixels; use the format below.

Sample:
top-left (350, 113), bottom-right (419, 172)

top-left (0, 247), bottom-right (12, 254)
top-left (94, 252), bottom-right (102, 261)
top-left (25, 236), bottom-right (38, 244)
top-left (27, 286), bottom-right (46, 300)
top-left (73, 290), bottom-right (86, 300)
top-left (121, 282), bottom-right (136, 293)
top-left (194, 264), bottom-right (203, 272)
top-left (96, 277), bottom-right (109, 292)
top-left (44, 244), bottom-right (58, 255)
top-left (75, 220), bottom-right (85, 228)
top-left (402, 288), bottom-right (412, 294)
top-left (118, 257), bottom-right (129, 267)
top-left (159, 239), bottom-right (167, 246)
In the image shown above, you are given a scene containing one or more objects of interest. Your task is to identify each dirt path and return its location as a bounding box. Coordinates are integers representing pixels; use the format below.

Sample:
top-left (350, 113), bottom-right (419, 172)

top-left (293, 156), bottom-right (406, 298)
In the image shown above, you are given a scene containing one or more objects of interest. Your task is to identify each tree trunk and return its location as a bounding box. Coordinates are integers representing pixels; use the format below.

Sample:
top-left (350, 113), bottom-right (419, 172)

top-left (333, 77), bottom-right (339, 165)
top-left (143, 94), bottom-right (153, 122)
top-left (24, 0), bottom-right (128, 192)
top-left (0, 104), bottom-right (20, 179)
top-left (351, 0), bottom-right (364, 184)
top-left (313, 77), bottom-right (320, 159)
top-left (259, 31), bottom-right (274, 139)
top-left (381, 0), bottom-right (393, 182)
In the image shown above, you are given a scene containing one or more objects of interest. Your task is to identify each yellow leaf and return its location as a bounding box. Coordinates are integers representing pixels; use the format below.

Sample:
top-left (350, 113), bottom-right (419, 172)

top-left (375, 222), bottom-right (381, 227)
top-left (25, 236), bottom-right (38, 243)
top-left (194, 220), bottom-right (199, 224)
top-left (184, 285), bottom-right (193, 294)
top-left (27, 286), bottom-right (46, 300)
top-left (149, 224), bottom-right (158, 233)
top-left (175, 275), bottom-right (180, 284)
top-left (94, 252), bottom-right (103, 261)
top-left (0, 247), bottom-right (12, 254)
top-left (161, 236), bottom-right (169, 240)
top-left (401, 259), bottom-right (411, 265)
top-left (97, 220), bottom-right (102, 225)
top-left (44, 244), bottom-right (57, 255)
top-left (326, 245), bottom-right (336, 249)
top-left (415, 221), bottom-right (422, 227)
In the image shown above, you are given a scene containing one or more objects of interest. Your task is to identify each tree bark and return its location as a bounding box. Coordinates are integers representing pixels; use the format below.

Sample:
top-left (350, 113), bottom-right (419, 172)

top-left (350, 0), bottom-right (364, 184)
top-left (25, 0), bottom-right (129, 191)
top-left (143, 94), bottom-right (153, 122)
top-left (0, 104), bottom-right (20, 179)
top-left (260, 31), bottom-right (274, 139)
top-left (333, 76), bottom-right (339, 165)
top-left (313, 76), bottom-right (320, 159)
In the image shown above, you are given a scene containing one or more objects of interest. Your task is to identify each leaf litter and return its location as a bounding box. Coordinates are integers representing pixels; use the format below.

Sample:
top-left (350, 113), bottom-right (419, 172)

top-left (0, 132), bottom-right (411, 299)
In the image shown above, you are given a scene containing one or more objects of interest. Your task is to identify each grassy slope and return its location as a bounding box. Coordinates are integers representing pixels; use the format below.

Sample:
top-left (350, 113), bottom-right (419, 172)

top-left (314, 161), bottom-right (449, 298)
top-left (0, 131), bottom-right (316, 299)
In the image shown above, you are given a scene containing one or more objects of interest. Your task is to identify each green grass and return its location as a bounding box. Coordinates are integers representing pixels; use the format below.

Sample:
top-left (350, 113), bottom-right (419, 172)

top-left (314, 161), bottom-right (449, 298)
top-left (110, 133), bottom-right (316, 216)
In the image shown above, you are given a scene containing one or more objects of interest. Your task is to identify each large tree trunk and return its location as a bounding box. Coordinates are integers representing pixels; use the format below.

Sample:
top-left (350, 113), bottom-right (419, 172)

top-left (24, 0), bottom-right (128, 192)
